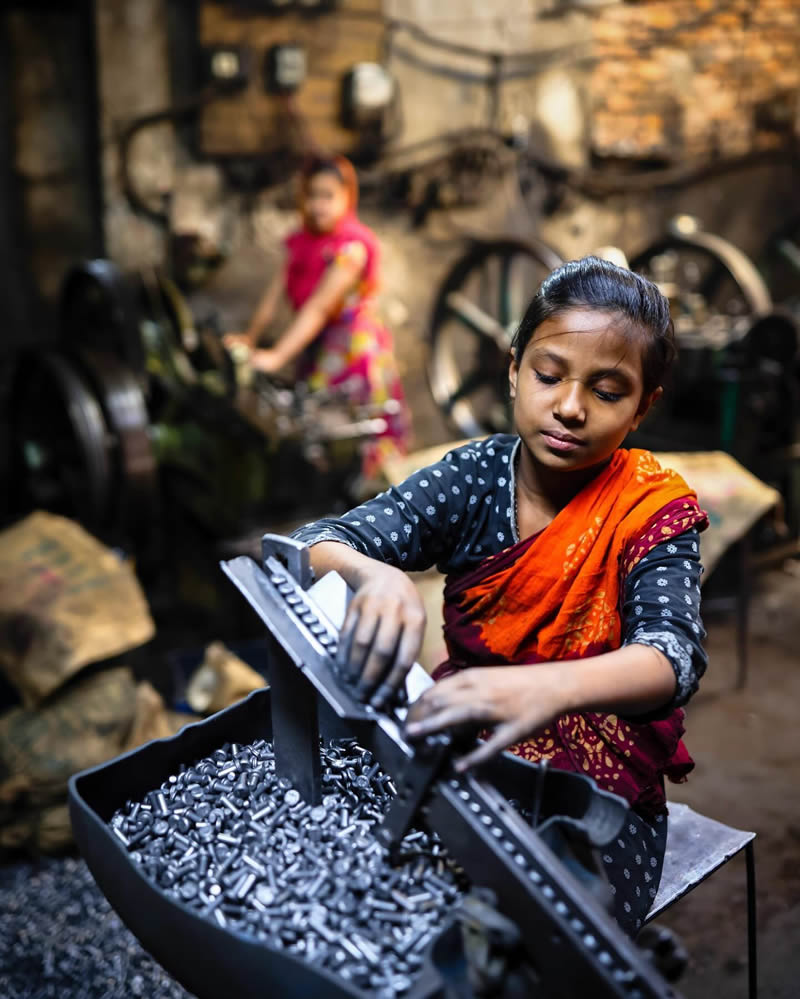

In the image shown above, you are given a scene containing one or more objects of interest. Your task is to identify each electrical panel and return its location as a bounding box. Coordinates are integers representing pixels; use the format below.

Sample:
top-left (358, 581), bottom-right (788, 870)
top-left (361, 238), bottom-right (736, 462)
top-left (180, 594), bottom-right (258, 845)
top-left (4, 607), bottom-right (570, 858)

top-left (197, 0), bottom-right (383, 159)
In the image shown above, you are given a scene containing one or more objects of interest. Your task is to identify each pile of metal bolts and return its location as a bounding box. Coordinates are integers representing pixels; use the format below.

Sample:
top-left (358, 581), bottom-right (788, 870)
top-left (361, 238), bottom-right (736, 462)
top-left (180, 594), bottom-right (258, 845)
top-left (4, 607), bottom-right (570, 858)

top-left (0, 855), bottom-right (190, 999)
top-left (110, 737), bottom-right (467, 997)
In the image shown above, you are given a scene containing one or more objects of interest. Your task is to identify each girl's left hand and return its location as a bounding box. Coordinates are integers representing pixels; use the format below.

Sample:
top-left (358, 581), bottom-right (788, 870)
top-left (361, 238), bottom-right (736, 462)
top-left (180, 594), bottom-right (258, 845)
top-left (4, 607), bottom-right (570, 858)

top-left (404, 664), bottom-right (571, 771)
top-left (250, 348), bottom-right (283, 374)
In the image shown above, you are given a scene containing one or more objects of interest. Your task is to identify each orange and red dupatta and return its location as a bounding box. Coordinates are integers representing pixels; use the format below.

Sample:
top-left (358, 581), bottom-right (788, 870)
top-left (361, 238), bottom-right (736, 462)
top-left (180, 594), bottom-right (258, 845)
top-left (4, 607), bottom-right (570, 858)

top-left (435, 448), bottom-right (708, 817)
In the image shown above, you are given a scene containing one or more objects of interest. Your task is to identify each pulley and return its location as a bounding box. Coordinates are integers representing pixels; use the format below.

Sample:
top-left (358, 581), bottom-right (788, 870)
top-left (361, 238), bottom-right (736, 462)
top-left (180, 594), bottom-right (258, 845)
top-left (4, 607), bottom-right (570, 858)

top-left (10, 351), bottom-right (113, 530)
top-left (69, 347), bottom-right (159, 540)
top-left (60, 259), bottom-right (145, 375)
top-left (427, 238), bottom-right (563, 437)
top-left (630, 215), bottom-right (772, 350)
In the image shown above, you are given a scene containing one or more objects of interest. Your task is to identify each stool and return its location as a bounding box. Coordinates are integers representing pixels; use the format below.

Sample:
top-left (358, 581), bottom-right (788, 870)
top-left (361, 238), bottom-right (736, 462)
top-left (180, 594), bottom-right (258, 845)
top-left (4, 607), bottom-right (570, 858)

top-left (646, 802), bottom-right (757, 998)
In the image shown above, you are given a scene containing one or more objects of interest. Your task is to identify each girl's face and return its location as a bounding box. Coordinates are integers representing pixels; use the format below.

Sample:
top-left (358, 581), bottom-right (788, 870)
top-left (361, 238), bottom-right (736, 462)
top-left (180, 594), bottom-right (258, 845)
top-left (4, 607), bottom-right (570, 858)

top-left (304, 171), bottom-right (350, 233)
top-left (509, 307), bottom-right (660, 475)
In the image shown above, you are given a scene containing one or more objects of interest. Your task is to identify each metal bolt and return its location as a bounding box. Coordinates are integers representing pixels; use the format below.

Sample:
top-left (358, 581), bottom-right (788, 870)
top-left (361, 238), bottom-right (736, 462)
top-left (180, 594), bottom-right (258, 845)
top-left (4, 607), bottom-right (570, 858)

top-left (110, 735), bottom-right (467, 990)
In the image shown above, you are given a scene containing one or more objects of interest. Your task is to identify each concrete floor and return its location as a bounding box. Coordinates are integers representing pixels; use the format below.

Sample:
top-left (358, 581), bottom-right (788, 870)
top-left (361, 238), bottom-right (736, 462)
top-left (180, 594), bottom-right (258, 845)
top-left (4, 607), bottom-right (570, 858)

top-left (651, 563), bottom-right (800, 999)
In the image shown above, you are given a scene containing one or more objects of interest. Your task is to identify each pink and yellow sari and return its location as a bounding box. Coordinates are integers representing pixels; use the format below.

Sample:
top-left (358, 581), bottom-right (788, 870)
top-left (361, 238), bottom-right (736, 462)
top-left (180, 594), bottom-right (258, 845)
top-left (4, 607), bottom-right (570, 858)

top-left (285, 211), bottom-right (409, 480)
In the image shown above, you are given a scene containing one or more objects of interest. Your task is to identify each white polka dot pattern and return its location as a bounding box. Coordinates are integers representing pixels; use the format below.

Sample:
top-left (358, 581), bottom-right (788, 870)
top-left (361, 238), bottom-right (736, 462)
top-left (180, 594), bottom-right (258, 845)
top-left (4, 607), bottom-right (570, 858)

top-left (292, 436), bottom-right (706, 716)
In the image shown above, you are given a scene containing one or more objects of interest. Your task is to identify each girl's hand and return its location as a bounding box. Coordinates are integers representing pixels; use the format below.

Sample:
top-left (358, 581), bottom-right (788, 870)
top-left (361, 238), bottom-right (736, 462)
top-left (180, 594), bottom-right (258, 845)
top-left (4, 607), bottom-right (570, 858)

top-left (404, 663), bottom-right (571, 771)
top-left (337, 562), bottom-right (426, 709)
top-left (223, 332), bottom-right (253, 349)
top-left (250, 348), bottom-right (284, 374)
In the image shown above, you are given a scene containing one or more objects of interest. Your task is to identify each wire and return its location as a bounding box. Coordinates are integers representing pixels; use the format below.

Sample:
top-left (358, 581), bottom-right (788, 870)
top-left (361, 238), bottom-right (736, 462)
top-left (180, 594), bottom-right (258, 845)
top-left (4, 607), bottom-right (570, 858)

top-left (538, 144), bottom-right (800, 197)
top-left (119, 86), bottom-right (223, 224)
top-left (356, 124), bottom-right (799, 210)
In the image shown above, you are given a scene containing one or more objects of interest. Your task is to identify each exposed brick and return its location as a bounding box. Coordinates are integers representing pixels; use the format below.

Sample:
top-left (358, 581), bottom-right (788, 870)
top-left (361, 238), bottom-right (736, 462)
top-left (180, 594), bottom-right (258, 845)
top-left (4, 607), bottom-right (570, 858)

top-left (589, 0), bottom-right (800, 160)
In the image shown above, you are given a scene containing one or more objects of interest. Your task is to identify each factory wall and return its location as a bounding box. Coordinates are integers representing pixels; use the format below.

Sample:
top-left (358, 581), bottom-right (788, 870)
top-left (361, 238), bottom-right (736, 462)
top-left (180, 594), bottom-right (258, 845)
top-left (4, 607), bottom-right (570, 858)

top-left (5, 0), bottom-right (800, 387)
top-left (85, 0), bottom-right (800, 270)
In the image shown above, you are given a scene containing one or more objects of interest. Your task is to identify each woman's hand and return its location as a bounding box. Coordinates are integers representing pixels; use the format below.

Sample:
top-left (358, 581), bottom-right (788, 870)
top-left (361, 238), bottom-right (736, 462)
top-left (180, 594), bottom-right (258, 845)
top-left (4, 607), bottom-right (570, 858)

top-left (404, 663), bottom-right (572, 771)
top-left (249, 348), bottom-right (284, 374)
top-left (223, 332), bottom-right (254, 350)
top-left (336, 562), bottom-right (426, 710)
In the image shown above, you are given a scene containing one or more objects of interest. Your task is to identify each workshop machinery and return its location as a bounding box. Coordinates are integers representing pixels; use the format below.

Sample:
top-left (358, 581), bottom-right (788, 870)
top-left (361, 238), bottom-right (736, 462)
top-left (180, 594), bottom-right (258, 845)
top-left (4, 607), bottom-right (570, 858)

top-left (10, 259), bottom-right (396, 555)
top-left (69, 535), bottom-right (683, 999)
top-left (629, 216), bottom-right (800, 537)
top-left (427, 237), bottom-right (563, 440)
top-left (426, 218), bottom-right (800, 536)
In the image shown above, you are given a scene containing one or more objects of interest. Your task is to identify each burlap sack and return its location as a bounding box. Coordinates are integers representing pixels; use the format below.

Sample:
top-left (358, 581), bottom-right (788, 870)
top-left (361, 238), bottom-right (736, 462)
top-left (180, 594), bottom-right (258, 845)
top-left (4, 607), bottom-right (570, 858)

top-left (0, 667), bottom-right (190, 854)
top-left (185, 641), bottom-right (267, 715)
top-left (0, 802), bottom-right (73, 854)
top-left (122, 677), bottom-right (190, 752)
top-left (0, 666), bottom-right (138, 818)
top-left (0, 512), bottom-right (155, 706)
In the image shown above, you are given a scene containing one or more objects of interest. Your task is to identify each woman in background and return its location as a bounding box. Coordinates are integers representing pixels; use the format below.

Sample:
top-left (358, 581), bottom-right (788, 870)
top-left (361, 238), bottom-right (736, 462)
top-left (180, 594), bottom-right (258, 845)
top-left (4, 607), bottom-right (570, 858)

top-left (225, 154), bottom-right (410, 484)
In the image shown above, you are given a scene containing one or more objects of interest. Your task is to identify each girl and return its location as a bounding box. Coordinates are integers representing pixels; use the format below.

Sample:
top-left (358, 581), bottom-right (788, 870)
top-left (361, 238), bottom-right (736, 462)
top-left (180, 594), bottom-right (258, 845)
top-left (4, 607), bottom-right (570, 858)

top-left (224, 154), bottom-right (410, 483)
top-left (291, 256), bottom-right (708, 935)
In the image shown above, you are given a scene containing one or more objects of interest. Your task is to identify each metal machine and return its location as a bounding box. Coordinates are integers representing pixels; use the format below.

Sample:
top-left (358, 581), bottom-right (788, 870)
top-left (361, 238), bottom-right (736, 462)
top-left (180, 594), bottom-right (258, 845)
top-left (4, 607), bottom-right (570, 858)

top-left (10, 259), bottom-right (396, 555)
top-left (427, 237), bottom-right (563, 440)
top-left (426, 218), bottom-right (800, 536)
top-left (629, 217), bottom-right (800, 536)
top-left (69, 535), bottom-right (682, 999)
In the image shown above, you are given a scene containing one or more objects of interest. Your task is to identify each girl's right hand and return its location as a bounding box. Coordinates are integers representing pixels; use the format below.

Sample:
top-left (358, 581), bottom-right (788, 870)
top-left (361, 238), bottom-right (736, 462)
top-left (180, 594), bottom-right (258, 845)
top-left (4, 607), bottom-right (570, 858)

top-left (336, 562), bottom-right (426, 710)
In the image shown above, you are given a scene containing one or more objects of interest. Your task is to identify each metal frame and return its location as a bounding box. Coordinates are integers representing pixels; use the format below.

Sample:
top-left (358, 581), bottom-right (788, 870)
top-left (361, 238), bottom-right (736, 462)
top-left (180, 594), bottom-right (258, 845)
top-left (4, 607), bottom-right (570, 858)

top-left (645, 801), bottom-right (757, 999)
top-left (221, 534), bottom-right (684, 998)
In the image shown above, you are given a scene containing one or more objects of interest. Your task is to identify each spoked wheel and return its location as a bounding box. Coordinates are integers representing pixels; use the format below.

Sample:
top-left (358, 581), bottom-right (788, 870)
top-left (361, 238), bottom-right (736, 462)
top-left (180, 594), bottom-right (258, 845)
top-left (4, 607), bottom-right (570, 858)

top-left (630, 216), bottom-right (772, 349)
top-left (428, 238), bottom-right (562, 437)
top-left (629, 217), bottom-right (787, 458)
top-left (11, 351), bottom-right (112, 528)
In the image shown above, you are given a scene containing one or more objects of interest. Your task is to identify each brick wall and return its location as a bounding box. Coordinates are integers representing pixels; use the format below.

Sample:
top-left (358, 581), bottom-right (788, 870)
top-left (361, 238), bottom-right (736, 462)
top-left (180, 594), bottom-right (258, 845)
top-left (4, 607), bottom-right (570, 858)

top-left (590, 0), bottom-right (800, 161)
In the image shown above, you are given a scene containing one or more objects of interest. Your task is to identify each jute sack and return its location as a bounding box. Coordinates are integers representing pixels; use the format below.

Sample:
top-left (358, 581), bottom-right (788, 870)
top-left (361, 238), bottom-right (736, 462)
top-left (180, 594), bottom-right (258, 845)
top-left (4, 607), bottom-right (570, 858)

top-left (0, 512), bottom-right (155, 706)
top-left (185, 641), bottom-right (267, 715)
top-left (0, 667), bottom-right (188, 854)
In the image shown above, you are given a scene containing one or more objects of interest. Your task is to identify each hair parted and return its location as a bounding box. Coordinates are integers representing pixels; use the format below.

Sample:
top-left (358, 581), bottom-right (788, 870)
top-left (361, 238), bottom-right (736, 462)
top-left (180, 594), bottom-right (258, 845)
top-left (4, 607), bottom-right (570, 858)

top-left (511, 256), bottom-right (676, 396)
top-left (298, 153), bottom-right (359, 213)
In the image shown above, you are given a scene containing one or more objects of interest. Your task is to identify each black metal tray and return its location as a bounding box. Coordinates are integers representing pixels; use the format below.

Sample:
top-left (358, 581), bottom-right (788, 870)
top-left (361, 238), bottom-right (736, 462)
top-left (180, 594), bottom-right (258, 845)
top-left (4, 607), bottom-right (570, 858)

top-left (68, 686), bottom-right (627, 999)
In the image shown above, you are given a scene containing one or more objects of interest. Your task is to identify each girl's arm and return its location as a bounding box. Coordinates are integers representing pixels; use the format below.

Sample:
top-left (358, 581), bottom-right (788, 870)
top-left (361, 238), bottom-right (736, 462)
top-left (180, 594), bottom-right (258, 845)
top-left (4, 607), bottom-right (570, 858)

top-left (292, 441), bottom-right (483, 707)
top-left (406, 529), bottom-right (706, 769)
top-left (405, 644), bottom-right (675, 770)
top-left (224, 266), bottom-right (285, 349)
top-left (251, 246), bottom-right (365, 373)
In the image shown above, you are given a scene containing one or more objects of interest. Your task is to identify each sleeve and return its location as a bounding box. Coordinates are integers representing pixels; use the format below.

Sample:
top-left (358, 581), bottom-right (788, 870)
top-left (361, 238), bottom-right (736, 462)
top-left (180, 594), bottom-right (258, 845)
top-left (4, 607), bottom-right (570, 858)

top-left (290, 456), bottom-right (471, 572)
top-left (620, 528), bottom-right (707, 714)
top-left (334, 240), bottom-right (368, 271)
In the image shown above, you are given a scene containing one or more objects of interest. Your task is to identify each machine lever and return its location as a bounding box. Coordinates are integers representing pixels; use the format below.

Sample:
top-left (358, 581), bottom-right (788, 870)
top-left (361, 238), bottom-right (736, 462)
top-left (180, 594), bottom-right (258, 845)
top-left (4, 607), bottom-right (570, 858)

top-left (376, 731), bottom-right (453, 855)
top-left (262, 533), bottom-right (313, 590)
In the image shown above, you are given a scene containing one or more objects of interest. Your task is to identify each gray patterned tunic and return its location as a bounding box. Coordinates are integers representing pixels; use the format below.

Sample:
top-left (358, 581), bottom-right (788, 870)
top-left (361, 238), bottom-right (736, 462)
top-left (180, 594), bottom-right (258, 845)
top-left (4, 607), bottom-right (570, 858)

top-left (293, 434), bottom-right (708, 934)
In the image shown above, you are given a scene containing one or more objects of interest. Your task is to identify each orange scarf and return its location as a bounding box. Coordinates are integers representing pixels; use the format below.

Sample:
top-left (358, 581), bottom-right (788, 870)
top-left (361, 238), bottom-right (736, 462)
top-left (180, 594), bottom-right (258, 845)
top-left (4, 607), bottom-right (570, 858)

top-left (439, 448), bottom-right (708, 816)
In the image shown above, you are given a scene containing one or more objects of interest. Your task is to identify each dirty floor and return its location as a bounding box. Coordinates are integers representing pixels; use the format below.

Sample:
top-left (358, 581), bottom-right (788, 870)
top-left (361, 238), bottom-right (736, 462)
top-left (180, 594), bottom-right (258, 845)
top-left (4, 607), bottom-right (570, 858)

top-left (649, 562), bottom-right (800, 999)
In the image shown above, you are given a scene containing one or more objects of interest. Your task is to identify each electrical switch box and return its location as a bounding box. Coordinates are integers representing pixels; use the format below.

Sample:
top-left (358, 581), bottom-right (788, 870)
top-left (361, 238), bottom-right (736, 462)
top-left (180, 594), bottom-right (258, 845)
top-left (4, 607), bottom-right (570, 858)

top-left (265, 43), bottom-right (306, 94)
top-left (202, 45), bottom-right (252, 91)
top-left (196, 0), bottom-right (382, 159)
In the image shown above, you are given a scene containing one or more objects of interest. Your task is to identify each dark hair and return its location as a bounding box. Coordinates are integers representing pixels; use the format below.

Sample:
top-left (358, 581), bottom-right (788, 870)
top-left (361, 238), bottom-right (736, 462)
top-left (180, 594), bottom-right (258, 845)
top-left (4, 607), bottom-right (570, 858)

top-left (301, 154), bottom-right (345, 185)
top-left (511, 256), bottom-right (676, 397)
top-left (298, 154), bottom-right (359, 216)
